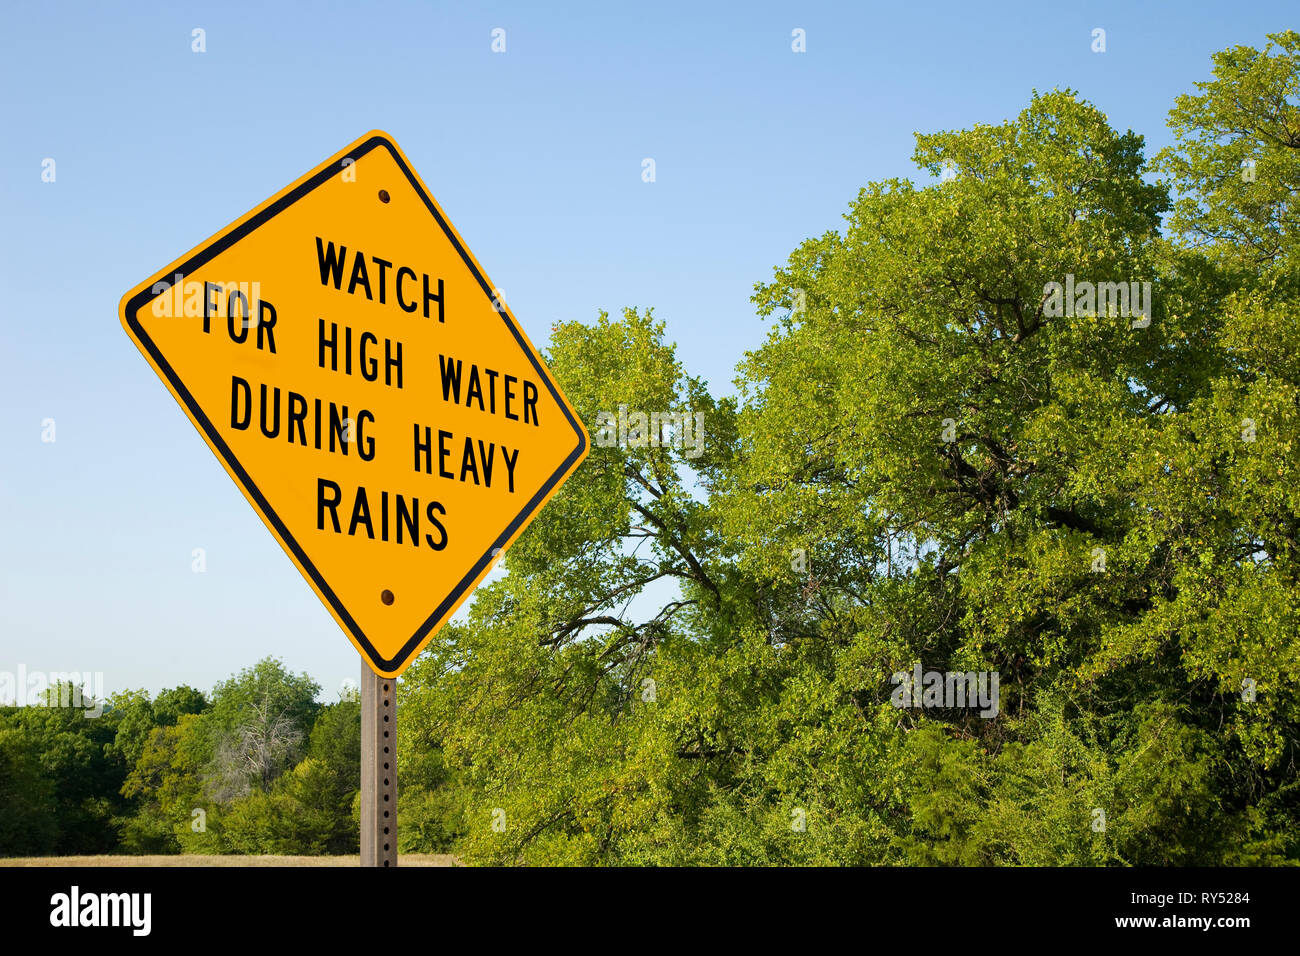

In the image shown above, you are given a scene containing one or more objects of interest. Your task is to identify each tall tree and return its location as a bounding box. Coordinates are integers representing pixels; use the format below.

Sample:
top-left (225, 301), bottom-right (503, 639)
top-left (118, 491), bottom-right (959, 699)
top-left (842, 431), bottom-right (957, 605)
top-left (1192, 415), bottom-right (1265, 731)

top-left (206, 657), bottom-right (320, 799)
top-left (400, 49), bottom-right (1300, 864)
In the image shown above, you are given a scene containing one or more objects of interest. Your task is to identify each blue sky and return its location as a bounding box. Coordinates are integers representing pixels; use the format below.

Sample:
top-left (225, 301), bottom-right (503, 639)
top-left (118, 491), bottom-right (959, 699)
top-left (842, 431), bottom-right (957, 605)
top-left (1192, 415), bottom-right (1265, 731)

top-left (1, 0), bottom-right (1291, 702)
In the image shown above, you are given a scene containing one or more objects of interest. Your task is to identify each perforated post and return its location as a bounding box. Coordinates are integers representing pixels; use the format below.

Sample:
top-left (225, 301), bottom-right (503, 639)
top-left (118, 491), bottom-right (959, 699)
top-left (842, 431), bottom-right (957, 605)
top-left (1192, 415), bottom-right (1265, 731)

top-left (360, 663), bottom-right (397, 867)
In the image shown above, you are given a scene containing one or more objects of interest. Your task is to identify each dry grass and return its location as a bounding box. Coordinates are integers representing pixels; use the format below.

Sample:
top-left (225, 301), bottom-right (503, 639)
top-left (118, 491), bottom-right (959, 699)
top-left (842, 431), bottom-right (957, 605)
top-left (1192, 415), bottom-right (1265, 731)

top-left (0, 854), bottom-right (458, 867)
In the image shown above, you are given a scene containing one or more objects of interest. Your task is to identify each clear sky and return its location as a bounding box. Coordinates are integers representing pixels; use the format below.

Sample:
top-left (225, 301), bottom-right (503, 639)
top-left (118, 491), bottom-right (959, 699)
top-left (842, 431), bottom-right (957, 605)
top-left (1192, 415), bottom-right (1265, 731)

top-left (1, 0), bottom-right (1292, 702)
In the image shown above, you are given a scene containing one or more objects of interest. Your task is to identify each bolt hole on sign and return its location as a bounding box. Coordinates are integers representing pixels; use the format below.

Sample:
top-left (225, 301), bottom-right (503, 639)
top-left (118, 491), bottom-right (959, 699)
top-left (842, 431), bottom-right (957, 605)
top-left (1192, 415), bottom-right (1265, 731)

top-left (119, 131), bottom-right (589, 677)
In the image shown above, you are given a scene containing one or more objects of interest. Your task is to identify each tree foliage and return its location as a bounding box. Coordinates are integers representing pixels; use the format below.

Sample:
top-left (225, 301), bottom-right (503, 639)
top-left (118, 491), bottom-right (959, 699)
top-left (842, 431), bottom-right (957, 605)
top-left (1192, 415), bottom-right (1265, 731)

top-left (396, 36), bottom-right (1300, 865)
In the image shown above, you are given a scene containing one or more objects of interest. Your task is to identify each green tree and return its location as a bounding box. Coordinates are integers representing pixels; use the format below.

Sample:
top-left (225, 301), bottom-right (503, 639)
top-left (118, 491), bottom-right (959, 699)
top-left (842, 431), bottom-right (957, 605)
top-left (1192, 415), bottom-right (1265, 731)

top-left (1158, 31), bottom-right (1300, 276)
top-left (0, 725), bottom-right (58, 854)
top-left (307, 697), bottom-right (360, 788)
top-left (399, 39), bottom-right (1300, 865)
top-left (153, 685), bottom-right (208, 726)
top-left (207, 657), bottom-right (320, 798)
top-left (298, 697), bottom-right (363, 853)
top-left (217, 758), bottom-right (352, 855)
top-left (5, 684), bottom-right (129, 854)
top-left (399, 307), bottom-right (734, 865)
top-left (120, 713), bottom-right (213, 853)
top-left (106, 689), bottom-right (155, 771)
top-left (1147, 30), bottom-right (1300, 779)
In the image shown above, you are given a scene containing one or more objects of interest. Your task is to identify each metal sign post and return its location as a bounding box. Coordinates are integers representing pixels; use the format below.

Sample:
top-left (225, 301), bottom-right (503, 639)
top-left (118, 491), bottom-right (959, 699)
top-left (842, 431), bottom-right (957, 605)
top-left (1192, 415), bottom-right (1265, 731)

top-left (360, 664), bottom-right (397, 867)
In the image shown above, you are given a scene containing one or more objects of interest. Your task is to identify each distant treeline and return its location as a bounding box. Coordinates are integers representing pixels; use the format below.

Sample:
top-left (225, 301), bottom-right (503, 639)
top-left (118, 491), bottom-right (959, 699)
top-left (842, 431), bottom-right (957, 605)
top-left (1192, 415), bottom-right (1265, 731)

top-left (0, 658), bottom-right (459, 856)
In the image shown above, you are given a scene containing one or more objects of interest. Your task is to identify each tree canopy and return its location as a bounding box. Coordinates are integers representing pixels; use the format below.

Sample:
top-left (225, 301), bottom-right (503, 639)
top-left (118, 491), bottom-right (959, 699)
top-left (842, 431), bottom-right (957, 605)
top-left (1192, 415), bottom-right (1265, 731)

top-left (395, 32), bottom-right (1300, 865)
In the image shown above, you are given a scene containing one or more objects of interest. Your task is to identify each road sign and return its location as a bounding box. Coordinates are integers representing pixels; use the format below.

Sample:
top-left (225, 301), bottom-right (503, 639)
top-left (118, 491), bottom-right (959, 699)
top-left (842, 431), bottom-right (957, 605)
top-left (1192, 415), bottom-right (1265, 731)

top-left (120, 131), bottom-right (589, 677)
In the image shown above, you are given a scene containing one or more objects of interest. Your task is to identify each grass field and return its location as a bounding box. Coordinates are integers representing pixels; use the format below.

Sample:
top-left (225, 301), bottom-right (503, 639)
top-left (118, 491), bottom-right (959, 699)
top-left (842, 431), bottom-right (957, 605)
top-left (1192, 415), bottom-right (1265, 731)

top-left (0, 854), bottom-right (458, 867)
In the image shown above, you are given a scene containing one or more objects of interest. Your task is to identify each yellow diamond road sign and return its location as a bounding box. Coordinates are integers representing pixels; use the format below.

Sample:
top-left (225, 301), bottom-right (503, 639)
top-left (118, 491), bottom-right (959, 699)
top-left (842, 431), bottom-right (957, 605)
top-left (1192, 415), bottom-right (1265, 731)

top-left (119, 131), bottom-right (589, 677)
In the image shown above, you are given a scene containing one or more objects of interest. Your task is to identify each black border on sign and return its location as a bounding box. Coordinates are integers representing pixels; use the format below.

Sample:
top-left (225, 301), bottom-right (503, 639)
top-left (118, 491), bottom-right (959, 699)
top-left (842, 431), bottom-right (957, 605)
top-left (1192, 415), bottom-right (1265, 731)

top-left (123, 134), bottom-right (587, 675)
